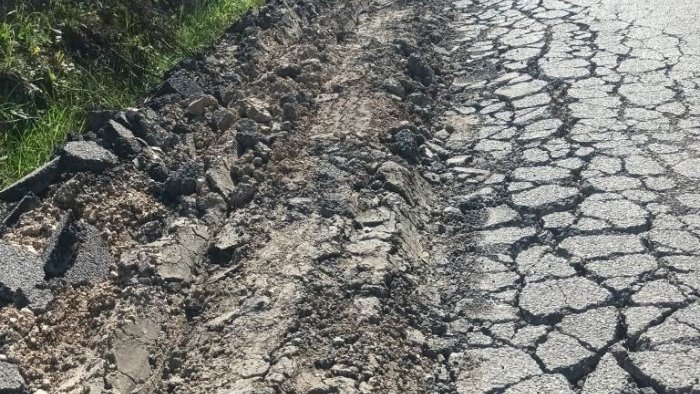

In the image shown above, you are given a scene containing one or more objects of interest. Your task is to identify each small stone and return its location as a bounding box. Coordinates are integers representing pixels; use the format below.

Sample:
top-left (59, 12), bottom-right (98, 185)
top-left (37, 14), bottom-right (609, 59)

top-left (211, 109), bottom-right (236, 131)
top-left (186, 95), bottom-right (218, 116)
top-left (0, 361), bottom-right (25, 393)
top-left (62, 141), bottom-right (118, 173)
top-left (381, 78), bottom-right (406, 97)
top-left (242, 98), bottom-right (272, 123)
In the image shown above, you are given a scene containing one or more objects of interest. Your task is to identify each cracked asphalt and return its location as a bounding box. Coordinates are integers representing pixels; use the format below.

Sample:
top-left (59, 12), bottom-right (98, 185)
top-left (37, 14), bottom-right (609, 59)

top-left (443, 0), bottom-right (700, 392)
top-left (2, 0), bottom-right (700, 392)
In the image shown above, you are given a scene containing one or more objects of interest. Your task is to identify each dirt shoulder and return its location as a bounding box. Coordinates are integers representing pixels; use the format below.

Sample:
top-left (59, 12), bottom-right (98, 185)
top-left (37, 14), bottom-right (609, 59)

top-left (0, 0), bottom-right (467, 392)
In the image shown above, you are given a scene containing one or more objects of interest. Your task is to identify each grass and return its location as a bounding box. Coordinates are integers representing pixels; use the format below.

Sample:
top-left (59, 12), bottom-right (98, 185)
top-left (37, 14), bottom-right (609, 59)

top-left (0, 0), bottom-right (263, 187)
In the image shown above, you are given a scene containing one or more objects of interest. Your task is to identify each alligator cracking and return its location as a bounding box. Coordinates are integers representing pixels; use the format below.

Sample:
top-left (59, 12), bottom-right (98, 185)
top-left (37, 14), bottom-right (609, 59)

top-left (1, 0), bottom-right (700, 393)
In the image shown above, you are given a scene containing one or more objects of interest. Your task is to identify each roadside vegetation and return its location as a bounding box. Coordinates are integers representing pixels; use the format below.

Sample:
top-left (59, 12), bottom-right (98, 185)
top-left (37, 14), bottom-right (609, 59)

top-left (0, 0), bottom-right (261, 186)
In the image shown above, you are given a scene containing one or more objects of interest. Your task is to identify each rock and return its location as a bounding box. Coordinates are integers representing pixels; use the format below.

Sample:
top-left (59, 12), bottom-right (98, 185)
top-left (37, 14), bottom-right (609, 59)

top-left (242, 98), bottom-right (272, 123)
top-left (512, 166), bottom-right (571, 182)
top-left (235, 119), bottom-right (263, 153)
top-left (106, 319), bottom-right (160, 393)
top-left (558, 307), bottom-right (618, 350)
top-left (276, 63), bottom-right (302, 78)
top-left (495, 79), bottom-right (547, 99)
top-left (390, 129), bottom-right (424, 163)
top-left (206, 164), bottom-right (235, 198)
top-left (61, 141), bottom-right (118, 173)
top-left (0, 157), bottom-right (61, 202)
top-left (230, 182), bottom-right (256, 208)
top-left (157, 69), bottom-right (203, 97)
top-left (381, 78), bottom-right (406, 98)
top-left (64, 224), bottom-right (113, 284)
top-left (1, 194), bottom-right (39, 232)
top-left (211, 109), bottom-right (236, 131)
top-left (86, 110), bottom-right (119, 132)
top-left (101, 120), bottom-right (142, 158)
top-left (0, 242), bottom-right (50, 309)
top-left (127, 108), bottom-right (178, 148)
top-left (163, 163), bottom-right (200, 199)
top-left (0, 361), bottom-right (25, 393)
top-left (151, 223), bottom-right (210, 282)
top-left (42, 211), bottom-right (79, 279)
top-left (186, 95), bottom-right (218, 116)
top-left (282, 102), bottom-right (298, 121)
top-left (209, 223), bottom-right (247, 264)
top-left (407, 53), bottom-right (436, 86)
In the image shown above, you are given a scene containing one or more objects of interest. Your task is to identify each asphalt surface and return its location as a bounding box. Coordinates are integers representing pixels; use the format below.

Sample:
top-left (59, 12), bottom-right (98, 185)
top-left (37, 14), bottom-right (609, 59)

top-left (446, 0), bottom-right (700, 392)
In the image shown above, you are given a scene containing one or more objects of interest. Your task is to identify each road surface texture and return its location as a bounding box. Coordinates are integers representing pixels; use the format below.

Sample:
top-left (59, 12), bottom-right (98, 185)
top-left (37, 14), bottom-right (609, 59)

top-left (0, 0), bottom-right (699, 392)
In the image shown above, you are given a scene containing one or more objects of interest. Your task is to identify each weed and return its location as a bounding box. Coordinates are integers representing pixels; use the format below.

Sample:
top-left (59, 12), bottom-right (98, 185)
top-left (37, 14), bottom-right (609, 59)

top-left (0, 0), bottom-right (262, 187)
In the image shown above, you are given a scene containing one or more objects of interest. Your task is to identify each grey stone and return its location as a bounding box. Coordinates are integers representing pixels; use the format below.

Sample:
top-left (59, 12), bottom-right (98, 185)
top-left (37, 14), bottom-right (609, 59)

top-left (588, 176), bottom-right (642, 192)
top-left (624, 155), bottom-right (665, 175)
top-left (647, 229), bottom-right (700, 253)
top-left (206, 164), bottom-right (235, 198)
top-left (210, 223), bottom-right (247, 264)
top-left (0, 242), bottom-right (50, 309)
top-left (101, 120), bottom-right (142, 158)
top-left (212, 109), bottom-right (236, 131)
top-left (542, 212), bottom-right (576, 230)
top-left (62, 141), bottom-right (118, 173)
top-left (406, 53), bottom-right (436, 86)
top-left (135, 223), bottom-right (210, 282)
top-left (627, 344), bottom-right (700, 393)
top-left (381, 78), bottom-right (406, 98)
top-left (187, 95), bottom-right (218, 116)
top-left (242, 98), bottom-right (272, 123)
top-left (64, 224), bottom-right (113, 284)
top-left (0, 361), bottom-right (25, 393)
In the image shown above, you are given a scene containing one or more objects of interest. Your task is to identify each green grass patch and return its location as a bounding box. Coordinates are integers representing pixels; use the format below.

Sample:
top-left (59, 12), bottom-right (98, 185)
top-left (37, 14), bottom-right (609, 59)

top-left (0, 0), bottom-right (263, 187)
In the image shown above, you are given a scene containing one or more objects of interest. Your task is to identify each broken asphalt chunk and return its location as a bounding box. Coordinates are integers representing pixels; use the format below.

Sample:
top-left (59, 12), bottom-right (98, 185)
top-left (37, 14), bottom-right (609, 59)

top-left (61, 141), bottom-right (118, 173)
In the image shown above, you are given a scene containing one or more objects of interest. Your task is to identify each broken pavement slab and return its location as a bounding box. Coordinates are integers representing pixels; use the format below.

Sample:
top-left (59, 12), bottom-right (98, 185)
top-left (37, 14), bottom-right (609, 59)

top-left (0, 158), bottom-right (61, 203)
top-left (61, 141), bottom-right (118, 174)
top-left (0, 242), bottom-right (51, 310)
top-left (0, 361), bottom-right (26, 393)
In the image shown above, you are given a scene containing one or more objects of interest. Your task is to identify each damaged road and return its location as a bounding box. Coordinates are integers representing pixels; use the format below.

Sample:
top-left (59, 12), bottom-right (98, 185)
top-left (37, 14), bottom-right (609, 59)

top-left (1, 0), bottom-right (700, 393)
